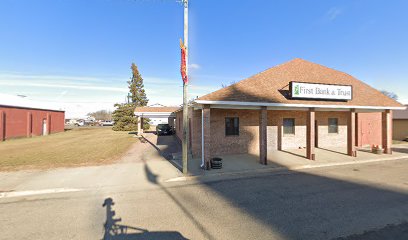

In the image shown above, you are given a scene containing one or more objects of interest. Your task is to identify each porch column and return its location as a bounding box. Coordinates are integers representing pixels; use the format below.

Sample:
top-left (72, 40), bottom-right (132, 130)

top-left (259, 106), bottom-right (267, 165)
top-left (382, 109), bottom-right (392, 154)
top-left (347, 109), bottom-right (357, 157)
top-left (137, 116), bottom-right (141, 136)
top-left (26, 112), bottom-right (32, 137)
top-left (355, 113), bottom-right (359, 147)
top-left (306, 108), bottom-right (315, 160)
top-left (140, 117), bottom-right (144, 134)
top-left (0, 110), bottom-right (4, 141)
top-left (203, 105), bottom-right (211, 170)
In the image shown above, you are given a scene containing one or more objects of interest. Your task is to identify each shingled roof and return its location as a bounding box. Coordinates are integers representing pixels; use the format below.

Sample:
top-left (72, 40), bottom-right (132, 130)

top-left (134, 106), bottom-right (180, 113)
top-left (196, 58), bottom-right (404, 108)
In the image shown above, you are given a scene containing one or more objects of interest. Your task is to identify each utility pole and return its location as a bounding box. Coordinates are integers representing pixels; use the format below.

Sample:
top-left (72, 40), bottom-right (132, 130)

top-left (182, 0), bottom-right (189, 175)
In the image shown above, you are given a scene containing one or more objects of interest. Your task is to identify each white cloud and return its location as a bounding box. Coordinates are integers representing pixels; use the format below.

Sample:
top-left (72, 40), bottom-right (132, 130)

top-left (0, 72), bottom-right (223, 118)
top-left (0, 81), bottom-right (128, 92)
top-left (326, 7), bottom-right (343, 21)
top-left (189, 63), bottom-right (201, 70)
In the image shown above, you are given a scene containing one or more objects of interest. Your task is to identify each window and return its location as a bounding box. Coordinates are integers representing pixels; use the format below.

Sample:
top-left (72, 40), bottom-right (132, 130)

top-left (225, 117), bottom-right (239, 136)
top-left (328, 118), bottom-right (338, 133)
top-left (283, 118), bottom-right (295, 134)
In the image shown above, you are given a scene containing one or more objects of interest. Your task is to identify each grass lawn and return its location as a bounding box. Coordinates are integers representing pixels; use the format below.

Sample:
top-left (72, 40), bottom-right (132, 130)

top-left (0, 127), bottom-right (136, 171)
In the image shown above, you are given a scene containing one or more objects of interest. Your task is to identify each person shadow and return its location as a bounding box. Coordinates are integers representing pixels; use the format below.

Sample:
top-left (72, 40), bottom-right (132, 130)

top-left (102, 197), bottom-right (188, 240)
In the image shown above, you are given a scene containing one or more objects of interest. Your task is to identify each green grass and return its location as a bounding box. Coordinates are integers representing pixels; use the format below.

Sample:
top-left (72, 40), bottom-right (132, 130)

top-left (0, 128), bottom-right (136, 171)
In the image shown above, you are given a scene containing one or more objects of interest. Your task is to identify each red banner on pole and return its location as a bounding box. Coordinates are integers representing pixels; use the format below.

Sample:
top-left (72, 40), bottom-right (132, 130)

top-left (180, 39), bottom-right (188, 84)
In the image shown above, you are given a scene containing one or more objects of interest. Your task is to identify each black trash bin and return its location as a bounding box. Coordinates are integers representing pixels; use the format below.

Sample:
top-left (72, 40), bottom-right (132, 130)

top-left (211, 157), bottom-right (222, 169)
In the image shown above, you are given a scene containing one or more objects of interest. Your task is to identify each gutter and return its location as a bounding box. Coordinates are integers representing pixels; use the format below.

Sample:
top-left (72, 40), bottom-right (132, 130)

top-left (194, 100), bottom-right (406, 110)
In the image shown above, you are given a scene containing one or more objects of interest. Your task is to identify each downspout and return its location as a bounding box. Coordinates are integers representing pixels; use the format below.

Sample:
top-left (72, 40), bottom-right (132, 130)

top-left (201, 107), bottom-right (204, 168)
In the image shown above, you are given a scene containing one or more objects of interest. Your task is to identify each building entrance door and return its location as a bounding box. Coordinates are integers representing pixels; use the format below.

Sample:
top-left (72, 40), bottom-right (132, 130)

top-left (42, 119), bottom-right (47, 135)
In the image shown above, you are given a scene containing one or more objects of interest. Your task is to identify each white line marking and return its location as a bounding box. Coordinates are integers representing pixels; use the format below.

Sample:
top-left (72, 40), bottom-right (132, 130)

top-left (0, 188), bottom-right (83, 199)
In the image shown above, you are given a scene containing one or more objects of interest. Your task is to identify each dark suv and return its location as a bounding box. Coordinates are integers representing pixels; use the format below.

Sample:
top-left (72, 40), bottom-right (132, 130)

top-left (156, 124), bottom-right (174, 136)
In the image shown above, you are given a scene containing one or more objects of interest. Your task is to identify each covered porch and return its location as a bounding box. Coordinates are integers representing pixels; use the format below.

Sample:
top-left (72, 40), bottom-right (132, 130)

top-left (196, 104), bottom-right (395, 170)
top-left (134, 106), bottom-right (179, 135)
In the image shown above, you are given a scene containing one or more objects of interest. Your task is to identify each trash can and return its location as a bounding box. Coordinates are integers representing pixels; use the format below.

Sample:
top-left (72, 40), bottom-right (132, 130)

top-left (211, 157), bottom-right (222, 169)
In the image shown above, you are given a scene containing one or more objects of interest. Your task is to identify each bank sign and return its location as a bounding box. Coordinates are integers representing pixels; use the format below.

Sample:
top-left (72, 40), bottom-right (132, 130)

top-left (290, 82), bottom-right (352, 101)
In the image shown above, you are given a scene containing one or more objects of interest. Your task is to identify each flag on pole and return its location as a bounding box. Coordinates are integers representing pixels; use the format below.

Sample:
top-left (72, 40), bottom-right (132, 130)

top-left (180, 39), bottom-right (188, 84)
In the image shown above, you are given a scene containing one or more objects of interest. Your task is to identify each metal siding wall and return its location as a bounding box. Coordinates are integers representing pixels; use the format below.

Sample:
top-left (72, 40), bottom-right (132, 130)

top-left (0, 107), bottom-right (65, 140)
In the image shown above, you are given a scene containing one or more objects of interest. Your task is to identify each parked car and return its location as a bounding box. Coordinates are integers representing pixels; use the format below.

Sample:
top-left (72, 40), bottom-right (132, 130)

top-left (74, 120), bottom-right (85, 127)
top-left (101, 120), bottom-right (114, 126)
top-left (156, 124), bottom-right (174, 136)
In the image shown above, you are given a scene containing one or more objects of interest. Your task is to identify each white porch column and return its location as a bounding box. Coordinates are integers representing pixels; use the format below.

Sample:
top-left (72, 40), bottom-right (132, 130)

top-left (382, 109), bottom-right (392, 154)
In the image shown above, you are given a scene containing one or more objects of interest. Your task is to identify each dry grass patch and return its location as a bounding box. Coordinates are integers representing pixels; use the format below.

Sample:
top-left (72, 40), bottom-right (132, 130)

top-left (0, 127), bottom-right (136, 171)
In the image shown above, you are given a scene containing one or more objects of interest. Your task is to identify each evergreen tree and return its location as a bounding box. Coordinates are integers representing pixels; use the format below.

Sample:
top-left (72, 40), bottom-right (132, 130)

top-left (112, 63), bottom-right (150, 131)
top-left (128, 63), bottom-right (148, 106)
top-left (112, 103), bottom-right (138, 131)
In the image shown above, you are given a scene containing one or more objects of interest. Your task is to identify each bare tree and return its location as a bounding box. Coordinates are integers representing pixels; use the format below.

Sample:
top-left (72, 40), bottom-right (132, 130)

top-left (88, 110), bottom-right (112, 121)
top-left (221, 81), bottom-right (237, 88)
top-left (380, 90), bottom-right (398, 100)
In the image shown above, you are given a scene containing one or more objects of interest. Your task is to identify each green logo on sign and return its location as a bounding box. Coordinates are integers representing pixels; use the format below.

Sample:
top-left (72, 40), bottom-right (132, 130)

top-left (294, 85), bottom-right (300, 95)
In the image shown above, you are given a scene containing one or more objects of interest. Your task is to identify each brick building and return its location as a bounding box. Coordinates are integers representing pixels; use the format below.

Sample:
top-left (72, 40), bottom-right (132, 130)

top-left (176, 58), bottom-right (405, 168)
top-left (0, 94), bottom-right (65, 141)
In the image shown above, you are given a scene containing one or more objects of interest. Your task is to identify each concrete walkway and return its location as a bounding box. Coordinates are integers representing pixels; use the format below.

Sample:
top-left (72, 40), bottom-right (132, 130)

top-left (188, 144), bottom-right (408, 176)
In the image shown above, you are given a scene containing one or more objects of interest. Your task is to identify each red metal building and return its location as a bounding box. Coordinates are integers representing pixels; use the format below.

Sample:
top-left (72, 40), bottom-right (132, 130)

top-left (0, 95), bottom-right (65, 141)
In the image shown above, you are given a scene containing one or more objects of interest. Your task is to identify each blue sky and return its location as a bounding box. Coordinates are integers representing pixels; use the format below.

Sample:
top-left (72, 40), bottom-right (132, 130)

top-left (0, 0), bottom-right (407, 117)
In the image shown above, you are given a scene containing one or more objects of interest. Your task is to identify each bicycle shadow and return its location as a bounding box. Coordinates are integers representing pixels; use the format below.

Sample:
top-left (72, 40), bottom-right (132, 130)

top-left (102, 197), bottom-right (188, 240)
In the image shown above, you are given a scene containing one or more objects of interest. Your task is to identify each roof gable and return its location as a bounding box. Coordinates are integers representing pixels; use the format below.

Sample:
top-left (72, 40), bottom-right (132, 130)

top-left (197, 58), bottom-right (403, 108)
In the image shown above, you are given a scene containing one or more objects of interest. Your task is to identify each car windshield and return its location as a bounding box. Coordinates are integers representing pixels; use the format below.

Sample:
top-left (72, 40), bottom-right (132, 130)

top-left (157, 124), bottom-right (170, 130)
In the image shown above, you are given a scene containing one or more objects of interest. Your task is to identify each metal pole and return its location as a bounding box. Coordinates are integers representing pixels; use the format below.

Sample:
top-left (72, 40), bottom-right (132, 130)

top-left (182, 0), bottom-right (189, 175)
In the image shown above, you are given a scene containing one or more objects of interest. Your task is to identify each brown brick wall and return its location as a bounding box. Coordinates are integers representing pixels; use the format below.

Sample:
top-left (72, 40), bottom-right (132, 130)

top-left (267, 110), bottom-right (308, 151)
top-left (315, 111), bottom-right (348, 148)
top-left (191, 109), bottom-right (202, 158)
top-left (180, 108), bottom-right (384, 158)
top-left (209, 109), bottom-right (259, 157)
top-left (175, 111), bottom-right (183, 141)
top-left (356, 112), bottom-right (382, 147)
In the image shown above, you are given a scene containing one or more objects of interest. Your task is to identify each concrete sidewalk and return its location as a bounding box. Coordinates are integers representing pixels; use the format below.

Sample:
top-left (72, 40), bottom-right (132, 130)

top-left (0, 137), bottom-right (182, 194)
top-left (187, 144), bottom-right (408, 177)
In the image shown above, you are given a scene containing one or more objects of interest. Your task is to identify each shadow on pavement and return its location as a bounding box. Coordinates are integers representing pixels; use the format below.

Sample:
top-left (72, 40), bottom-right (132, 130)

top-left (392, 147), bottom-right (408, 154)
top-left (141, 134), bottom-right (183, 170)
top-left (196, 159), bottom-right (408, 239)
top-left (102, 197), bottom-right (188, 240)
top-left (332, 221), bottom-right (408, 240)
top-left (143, 162), bottom-right (215, 239)
top-left (138, 119), bottom-right (408, 239)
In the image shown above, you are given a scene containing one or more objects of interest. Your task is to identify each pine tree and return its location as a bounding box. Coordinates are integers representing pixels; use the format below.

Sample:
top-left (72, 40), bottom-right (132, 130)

top-left (128, 63), bottom-right (148, 106)
top-left (112, 103), bottom-right (138, 131)
top-left (112, 63), bottom-right (150, 131)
